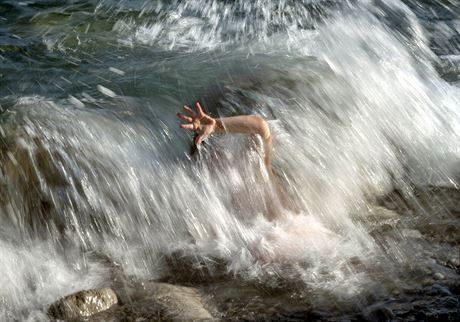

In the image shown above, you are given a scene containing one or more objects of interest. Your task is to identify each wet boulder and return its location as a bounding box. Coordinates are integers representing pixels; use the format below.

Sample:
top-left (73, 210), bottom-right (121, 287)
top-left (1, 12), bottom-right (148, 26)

top-left (48, 287), bottom-right (118, 320)
top-left (362, 303), bottom-right (394, 322)
top-left (91, 282), bottom-right (215, 321)
top-left (138, 282), bottom-right (214, 320)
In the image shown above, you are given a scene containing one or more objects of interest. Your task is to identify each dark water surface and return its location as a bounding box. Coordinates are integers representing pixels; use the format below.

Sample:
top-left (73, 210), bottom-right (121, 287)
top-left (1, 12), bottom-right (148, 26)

top-left (0, 0), bottom-right (459, 320)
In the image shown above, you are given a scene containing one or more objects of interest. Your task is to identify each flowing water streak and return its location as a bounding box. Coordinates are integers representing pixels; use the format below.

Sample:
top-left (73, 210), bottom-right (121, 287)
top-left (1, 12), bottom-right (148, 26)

top-left (0, 0), bottom-right (459, 319)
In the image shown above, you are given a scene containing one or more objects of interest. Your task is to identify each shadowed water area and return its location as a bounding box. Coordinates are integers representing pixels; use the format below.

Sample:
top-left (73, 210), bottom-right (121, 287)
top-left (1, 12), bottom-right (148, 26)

top-left (0, 0), bottom-right (460, 320)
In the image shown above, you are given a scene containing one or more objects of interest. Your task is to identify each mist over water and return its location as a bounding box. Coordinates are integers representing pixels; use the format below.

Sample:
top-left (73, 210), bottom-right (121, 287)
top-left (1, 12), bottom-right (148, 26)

top-left (0, 0), bottom-right (459, 320)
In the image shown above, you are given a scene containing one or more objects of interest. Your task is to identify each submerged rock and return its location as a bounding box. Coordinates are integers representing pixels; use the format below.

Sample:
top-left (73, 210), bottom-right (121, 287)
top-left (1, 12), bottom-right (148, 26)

top-left (401, 229), bottom-right (423, 239)
top-left (48, 287), bottom-right (118, 320)
top-left (91, 282), bottom-right (215, 321)
top-left (362, 303), bottom-right (394, 322)
top-left (369, 206), bottom-right (401, 219)
top-left (140, 282), bottom-right (214, 320)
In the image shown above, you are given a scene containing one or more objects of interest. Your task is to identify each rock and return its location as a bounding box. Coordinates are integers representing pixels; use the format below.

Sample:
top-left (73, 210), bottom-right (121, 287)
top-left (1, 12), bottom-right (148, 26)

top-left (447, 258), bottom-right (460, 271)
top-left (370, 206), bottom-right (401, 219)
top-left (429, 284), bottom-right (452, 296)
top-left (401, 229), bottom-right (423, 239)
top-left (48, 288), bottom-right (118, 320)
top-left (362, 303), bottom-right (394, 322)
top-left (142, 282), bottom-right (214, 320)
top-left (433, 272), bottom-right (445, 280)
top-left (92, 282), bottom-right (215, 321)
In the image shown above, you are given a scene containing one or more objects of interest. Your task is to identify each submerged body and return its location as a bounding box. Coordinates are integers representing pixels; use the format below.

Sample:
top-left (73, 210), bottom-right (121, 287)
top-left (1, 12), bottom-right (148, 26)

top-left (177, 102), bottom-right (292, 219)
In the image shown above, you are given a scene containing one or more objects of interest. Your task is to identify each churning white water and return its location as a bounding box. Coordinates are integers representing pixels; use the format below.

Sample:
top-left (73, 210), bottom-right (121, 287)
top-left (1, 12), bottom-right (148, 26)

top-left (0, 0), bottom-right (459, 319)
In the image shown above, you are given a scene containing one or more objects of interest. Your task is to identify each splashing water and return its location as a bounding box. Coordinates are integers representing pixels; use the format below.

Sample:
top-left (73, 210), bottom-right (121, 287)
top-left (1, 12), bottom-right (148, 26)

top-left (0, 0), bottom-right (459, 319)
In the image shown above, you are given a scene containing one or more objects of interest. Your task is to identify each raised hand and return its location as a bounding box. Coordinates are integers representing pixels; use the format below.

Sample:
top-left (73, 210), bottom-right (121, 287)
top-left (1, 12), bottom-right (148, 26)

top-left (177, 102), bottom-right (217, 145)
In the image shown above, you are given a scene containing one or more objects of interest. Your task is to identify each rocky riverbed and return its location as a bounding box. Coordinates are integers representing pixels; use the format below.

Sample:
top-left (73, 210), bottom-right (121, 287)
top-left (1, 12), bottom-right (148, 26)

top-left (44, 186), bottom-right (459, 321)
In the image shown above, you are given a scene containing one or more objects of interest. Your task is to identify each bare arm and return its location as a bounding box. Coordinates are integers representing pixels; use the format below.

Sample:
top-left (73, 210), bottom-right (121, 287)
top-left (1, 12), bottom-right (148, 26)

top-left (215, 116), bottom-right (272, 174)
top-left (177, 102), bottom-right (273, 175)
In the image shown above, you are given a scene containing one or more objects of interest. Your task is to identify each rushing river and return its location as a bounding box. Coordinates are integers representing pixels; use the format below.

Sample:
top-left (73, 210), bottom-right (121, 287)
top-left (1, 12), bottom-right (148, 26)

top-left (1, 0), bottom-right (459, 320)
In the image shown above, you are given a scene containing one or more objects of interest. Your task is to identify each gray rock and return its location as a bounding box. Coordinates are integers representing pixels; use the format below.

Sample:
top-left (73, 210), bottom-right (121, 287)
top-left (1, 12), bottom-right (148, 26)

top-left (143, 282), bottom-right (214, 320)
top-left (48, 287), bottom-right (118, 320)
top-left (369, 206), bottom-right (400, 219)
top-left (401, 229), bottom-right (423, 239)
top-left (433, 272), bottom-right (445, 280)
top-left (363, 303), bottom-right (394, 322)
top-left (91, 282), bottom-right (215, 321)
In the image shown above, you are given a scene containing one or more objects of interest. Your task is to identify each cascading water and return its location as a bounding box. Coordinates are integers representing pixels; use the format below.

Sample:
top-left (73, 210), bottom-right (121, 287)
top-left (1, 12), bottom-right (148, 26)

top-left (0, 0), bottom-right (459, 320)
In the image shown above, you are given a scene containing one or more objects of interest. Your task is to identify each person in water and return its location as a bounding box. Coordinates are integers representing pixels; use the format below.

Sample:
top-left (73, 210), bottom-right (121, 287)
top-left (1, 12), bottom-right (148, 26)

top-left (177, 104), bottom-right (336, 261)
top-left (177, 102), bottom-right (297, 220)
top-left (177, 102), bottom-right (273, 176)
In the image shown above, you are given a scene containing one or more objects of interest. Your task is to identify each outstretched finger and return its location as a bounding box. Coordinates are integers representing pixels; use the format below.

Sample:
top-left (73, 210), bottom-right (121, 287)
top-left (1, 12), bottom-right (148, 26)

top-left (180, 123), bottom-right (195, 130)
top-left (183, 105), bottom-right (196, 117)
top-left (195, 134), bottom-right (204, 145)
top-left (177, 113), bottom-right (193, 122)
top-left (195, 102), bottom-right (205, 117)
